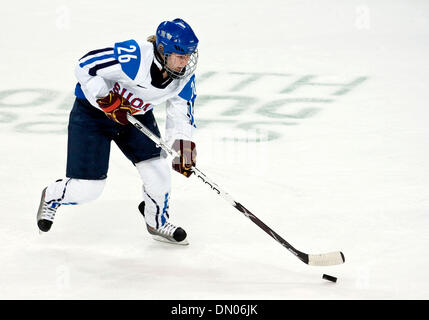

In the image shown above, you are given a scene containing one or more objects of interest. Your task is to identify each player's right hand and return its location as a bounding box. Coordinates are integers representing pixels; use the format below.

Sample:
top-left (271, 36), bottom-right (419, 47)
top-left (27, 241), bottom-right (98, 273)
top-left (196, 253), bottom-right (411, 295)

top-left (172, 139), bottom-right (197, 178)
top-left (96, 91), bottom-right (132, 125)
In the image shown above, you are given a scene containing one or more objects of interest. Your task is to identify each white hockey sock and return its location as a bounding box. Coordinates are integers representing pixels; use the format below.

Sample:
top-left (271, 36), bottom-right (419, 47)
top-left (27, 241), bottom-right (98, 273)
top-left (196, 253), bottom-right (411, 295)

top-left (136, 157), bottom-right (171, 229)
top-left (45, 178), bottom-right (106, 206)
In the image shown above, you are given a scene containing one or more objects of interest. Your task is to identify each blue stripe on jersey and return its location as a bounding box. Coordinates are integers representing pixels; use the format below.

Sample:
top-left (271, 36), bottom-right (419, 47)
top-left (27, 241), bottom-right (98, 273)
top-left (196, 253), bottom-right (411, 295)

top-left (188, 102), bottom-right (196, 128)
top-left (74, 83), bottom-right (86, 99)
top-left (79, 53), bottom-right (115, 67)
top-left (79, 47), bottom-right (113, 61)
top-left (114, 39), bottom-right (141, 80)
top-left (88, 60), bottom-right (119, 76)
top-left (179, 74), bottom-right (197, 127)
top-left (178, 74), bottom-right (196, 104)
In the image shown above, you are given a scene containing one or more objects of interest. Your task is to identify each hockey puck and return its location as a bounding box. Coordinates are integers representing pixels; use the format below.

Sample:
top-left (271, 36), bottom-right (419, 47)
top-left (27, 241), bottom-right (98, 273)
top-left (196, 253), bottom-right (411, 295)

top-left (322, 274), bottom-right (337, 283)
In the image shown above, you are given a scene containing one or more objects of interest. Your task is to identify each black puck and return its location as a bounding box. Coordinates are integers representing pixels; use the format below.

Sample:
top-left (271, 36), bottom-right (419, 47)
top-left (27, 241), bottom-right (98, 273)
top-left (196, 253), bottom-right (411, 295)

top-left (322, 274), bottom-right (337, 283)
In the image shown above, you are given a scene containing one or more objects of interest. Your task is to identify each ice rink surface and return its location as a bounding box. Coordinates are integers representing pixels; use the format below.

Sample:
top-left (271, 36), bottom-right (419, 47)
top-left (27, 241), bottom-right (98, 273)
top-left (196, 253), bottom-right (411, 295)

top-left (1, 0), bottom-right (429, 300)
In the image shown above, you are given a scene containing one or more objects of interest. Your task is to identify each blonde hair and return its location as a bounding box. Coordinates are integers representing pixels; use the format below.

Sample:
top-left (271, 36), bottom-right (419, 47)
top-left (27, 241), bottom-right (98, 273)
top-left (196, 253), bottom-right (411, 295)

top-left (147, 35), bottom-right (156, 43)
top-left (148, 35), bottom-right (164, 55)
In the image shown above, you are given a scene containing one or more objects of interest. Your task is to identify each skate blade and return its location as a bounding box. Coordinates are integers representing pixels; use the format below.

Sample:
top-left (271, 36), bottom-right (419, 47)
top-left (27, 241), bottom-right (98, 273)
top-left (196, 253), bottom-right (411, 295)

top-left (151, 234), bottom-right (189, 246)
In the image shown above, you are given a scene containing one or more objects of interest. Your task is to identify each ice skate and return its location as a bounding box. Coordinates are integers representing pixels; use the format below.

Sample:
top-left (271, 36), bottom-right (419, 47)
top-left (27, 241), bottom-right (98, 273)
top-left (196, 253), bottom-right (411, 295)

top-left (138, 201), bottom-right (189, 245)
top-left (36, 187), bottom-right (59, 232)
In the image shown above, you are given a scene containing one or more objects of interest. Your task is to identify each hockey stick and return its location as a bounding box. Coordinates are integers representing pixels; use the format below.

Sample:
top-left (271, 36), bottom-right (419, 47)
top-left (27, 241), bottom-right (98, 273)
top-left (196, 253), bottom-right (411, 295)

top-left (127, 114), bottom-right (345, 266)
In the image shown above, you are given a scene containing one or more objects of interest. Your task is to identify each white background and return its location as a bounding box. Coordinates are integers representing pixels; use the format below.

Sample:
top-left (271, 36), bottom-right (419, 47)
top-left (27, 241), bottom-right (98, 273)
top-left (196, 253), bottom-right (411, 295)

top-left (1, 0), bottom-right (428, 299)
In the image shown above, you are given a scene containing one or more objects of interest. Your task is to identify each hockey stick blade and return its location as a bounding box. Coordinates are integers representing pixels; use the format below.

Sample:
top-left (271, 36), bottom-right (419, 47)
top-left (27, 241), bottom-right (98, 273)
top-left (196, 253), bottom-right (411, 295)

top-left (308, 251), bottom-right (345, 266)
top-left (234, 202), bottom-right (345, 266)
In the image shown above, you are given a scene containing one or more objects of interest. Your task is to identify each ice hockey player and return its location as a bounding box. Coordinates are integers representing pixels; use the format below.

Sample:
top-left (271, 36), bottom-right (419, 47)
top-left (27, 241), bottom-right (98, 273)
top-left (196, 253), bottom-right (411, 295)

top-left (36, 18), bottom-right (199, 245)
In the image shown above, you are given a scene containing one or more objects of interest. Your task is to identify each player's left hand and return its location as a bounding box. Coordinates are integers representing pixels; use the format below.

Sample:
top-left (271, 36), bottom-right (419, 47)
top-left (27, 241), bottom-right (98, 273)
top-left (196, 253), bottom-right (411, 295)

top-left (172, 139), bottom-right (197, 178)
top-left (96, 91), bottom-right (132, 125)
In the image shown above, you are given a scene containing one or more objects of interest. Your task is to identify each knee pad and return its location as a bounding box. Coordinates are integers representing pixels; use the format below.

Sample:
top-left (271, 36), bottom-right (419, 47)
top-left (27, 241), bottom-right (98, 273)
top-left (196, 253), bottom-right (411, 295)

top-left (136, 157), bottom-right (171, 195)
top-left (46, 178), bottom-right (106, 205)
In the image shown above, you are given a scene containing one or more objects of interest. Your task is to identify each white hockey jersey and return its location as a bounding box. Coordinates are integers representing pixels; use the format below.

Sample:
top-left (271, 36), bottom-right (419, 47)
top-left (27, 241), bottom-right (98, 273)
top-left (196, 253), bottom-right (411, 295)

top-left (74, 39), bottom-right (197, 143)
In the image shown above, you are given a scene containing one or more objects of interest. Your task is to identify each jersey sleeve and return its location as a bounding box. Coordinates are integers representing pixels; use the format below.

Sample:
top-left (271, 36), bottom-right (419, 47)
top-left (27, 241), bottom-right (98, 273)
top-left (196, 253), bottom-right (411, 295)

top-left (74, 40), bottom-right (142, 106)
top-left (165, 74), bottom-right (197, 144)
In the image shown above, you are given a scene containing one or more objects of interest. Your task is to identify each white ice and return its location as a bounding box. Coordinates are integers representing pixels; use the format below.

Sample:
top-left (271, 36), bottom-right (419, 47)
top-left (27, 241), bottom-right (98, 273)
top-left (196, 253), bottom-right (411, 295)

top-left (1, 0), bottom-right (429, 299)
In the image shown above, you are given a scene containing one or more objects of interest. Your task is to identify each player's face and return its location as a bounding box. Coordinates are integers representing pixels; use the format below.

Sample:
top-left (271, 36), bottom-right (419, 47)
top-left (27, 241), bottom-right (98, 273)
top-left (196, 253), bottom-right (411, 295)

top-left (166, 53), bottom-right (191, 72)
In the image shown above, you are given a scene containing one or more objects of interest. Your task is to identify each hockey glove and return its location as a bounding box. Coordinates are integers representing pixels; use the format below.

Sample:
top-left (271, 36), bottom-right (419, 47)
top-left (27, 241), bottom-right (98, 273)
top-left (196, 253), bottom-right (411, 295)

top-left (96, 91), bottom-right (132, 125)
top-left (172, 139), bottom-right (197, 178)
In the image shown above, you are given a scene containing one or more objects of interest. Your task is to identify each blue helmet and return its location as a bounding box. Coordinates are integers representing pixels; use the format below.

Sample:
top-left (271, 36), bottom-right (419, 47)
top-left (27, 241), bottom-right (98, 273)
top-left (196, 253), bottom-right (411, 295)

top-left (156, 18), bottom-right (199, 55)
top-left (155, 18), bottom-right (199, 79)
